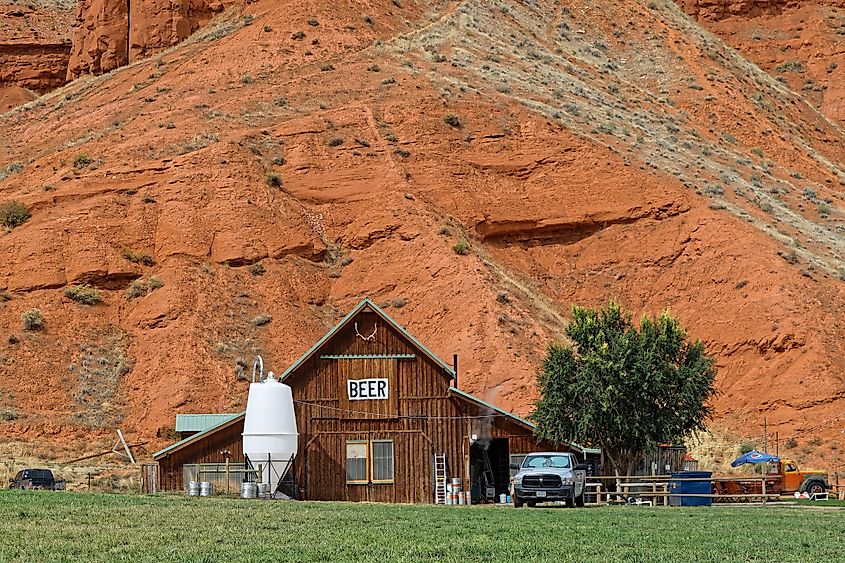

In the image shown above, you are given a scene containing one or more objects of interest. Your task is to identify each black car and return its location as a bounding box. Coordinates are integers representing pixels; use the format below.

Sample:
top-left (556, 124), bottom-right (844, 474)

top-left (9, 469), bottom-right (65, 490)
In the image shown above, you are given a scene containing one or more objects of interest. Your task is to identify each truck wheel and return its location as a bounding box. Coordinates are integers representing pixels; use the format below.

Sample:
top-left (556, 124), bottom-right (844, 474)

top-left (513, 496), bottom-right (524, 508)
top-left (807, 481), bottom-right (826, 495)
top-left (527, 501), bottom-right (537, 508)
top-left (575, 491), bottom-right (585, 508)
top-left (565, 493), bottom-right (575, 508)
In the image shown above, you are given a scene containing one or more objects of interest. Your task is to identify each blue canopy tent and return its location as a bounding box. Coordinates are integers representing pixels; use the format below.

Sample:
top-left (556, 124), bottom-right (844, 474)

top-left (731, 450), bottom-right (780, 467)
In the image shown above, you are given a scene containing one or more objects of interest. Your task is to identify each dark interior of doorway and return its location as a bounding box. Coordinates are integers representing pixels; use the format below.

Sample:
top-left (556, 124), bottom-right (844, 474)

top-left (469, 438), bottom-right (509, 502)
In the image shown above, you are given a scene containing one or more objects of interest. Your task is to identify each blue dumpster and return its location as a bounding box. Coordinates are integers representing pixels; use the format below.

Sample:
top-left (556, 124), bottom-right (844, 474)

top-left (669, 471), bottom-right (712, 506)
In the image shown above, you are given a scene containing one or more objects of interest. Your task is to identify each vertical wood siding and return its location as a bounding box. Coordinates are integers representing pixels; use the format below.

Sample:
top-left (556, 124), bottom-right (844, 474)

top-left (156, 306), bottom-right (566, 502)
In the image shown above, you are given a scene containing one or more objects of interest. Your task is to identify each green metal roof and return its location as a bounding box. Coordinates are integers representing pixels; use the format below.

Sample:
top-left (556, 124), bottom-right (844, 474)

top-left (175, 413), bottom-right (241, 433)
top-left (448, 387), bottom-right (600, 456)
top-left (154, 412), bottom-right (245, 459)
top-left (279, 298), bottom-right (456, 382)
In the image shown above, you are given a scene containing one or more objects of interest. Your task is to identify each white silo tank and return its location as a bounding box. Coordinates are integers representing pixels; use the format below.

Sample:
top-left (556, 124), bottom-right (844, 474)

top-left (242, 368), bottom-right (298, 490)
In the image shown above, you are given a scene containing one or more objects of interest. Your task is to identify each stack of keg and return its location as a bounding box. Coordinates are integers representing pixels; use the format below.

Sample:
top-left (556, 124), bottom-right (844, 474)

top-left (240, 482), bottom-right (258, 499)
top-left (447, 477), bottom-right (464, 505)
top-left (257, 483), bottom-right (272, 500)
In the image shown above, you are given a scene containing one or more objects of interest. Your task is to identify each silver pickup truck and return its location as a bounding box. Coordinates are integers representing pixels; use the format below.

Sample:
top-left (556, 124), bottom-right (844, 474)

top-left (510, 452), bottom-right (587, 508)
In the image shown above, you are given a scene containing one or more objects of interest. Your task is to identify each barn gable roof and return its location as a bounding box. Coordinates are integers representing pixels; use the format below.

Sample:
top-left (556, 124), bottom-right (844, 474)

top-left (153, 412), bottom-right (245, 459)
top-left (279, 297), bottom-right (456, 382)
top-left (175, 413), bottom-right (241, 433)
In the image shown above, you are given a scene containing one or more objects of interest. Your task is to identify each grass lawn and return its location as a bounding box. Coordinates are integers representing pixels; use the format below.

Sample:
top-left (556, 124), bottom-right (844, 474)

top-left (1, 491), bottom-right (843, 562)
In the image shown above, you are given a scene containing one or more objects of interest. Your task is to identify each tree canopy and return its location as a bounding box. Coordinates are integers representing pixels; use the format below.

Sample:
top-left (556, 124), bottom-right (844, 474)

top-left (532, 302), bottom-right (717, 475)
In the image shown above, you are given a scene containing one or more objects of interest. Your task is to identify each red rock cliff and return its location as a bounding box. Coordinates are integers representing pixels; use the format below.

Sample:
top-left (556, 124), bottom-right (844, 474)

top-left (0, 1), bottom-right (73, 110)
top-left (68, 0), bottom-right (239, 79)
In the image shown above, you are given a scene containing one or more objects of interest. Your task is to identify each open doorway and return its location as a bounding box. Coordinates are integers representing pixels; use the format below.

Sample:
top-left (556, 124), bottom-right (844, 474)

top-left (469, 438), bottom-right (509, 503)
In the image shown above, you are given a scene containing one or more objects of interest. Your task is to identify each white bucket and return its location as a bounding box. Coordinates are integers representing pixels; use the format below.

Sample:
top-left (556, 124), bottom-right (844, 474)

top-left (500, 493), bottom-right (507, 504)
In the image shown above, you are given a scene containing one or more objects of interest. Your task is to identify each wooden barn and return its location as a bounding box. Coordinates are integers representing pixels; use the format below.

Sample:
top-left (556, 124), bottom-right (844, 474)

top-left (153, 298), bottom-right (599, 503)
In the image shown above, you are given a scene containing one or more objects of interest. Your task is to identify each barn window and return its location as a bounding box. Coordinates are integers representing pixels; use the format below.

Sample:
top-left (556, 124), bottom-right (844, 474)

top-left (346, 441), bottom-right (368, 484)
top-left (371, 440), bottom-right (394, 483)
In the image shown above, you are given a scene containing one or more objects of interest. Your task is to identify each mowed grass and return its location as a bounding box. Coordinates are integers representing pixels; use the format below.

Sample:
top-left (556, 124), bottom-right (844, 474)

top-left (1, 491), bottom-right (844, 562)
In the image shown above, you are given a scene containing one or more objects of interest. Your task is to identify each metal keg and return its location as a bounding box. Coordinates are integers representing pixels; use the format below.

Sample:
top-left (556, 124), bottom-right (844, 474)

top-left (257, 483), bottom-right (272, 500)
top-left (187, 481), bottom-right (200, 497)
top-left (240, 482), bottom-right (257, 499)
top-left (199, 482), bottom-right (213, 497)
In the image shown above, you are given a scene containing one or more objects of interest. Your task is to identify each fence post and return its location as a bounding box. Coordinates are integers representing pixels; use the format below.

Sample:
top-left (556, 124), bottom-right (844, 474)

top-left (762, 478), bottom-right (766, 503)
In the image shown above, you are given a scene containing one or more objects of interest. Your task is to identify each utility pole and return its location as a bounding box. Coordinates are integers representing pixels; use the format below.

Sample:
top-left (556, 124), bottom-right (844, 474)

top-left (763, 417), bottom-right (767, 453)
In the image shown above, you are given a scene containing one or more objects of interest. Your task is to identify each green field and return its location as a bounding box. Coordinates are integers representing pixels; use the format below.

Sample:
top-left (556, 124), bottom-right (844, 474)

top-left (1, 491), bottom-right (843, 562)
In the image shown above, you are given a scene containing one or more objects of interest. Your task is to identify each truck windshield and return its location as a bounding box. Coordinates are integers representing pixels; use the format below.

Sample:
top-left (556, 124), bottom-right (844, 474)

top-left (23, 470), bottom-right (52, 480)
top-left (523, 455), bottom-right (571, 469)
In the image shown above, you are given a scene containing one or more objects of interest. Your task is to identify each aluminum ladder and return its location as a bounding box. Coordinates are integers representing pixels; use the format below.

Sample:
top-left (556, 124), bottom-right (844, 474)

top-left (481, 449), bottom-right (496, 499)
top-left (433, 453), bottom-right (448, 504)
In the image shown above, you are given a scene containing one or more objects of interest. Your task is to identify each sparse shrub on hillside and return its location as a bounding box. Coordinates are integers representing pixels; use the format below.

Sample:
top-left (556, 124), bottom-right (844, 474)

top-left (780, 250), bottom-right (800, 265)
top-left (776, 61), bottom-right (804, 74)
top-left (452, 240), bottom-right (470, 255)
top-left (802, 188), bottom-right (817, 201)
top-left (0, 409), bottom-right (19, 421)
top-left (0, 201), bottom-right (31, 229)
top-left (73, 153), bottom-right (93, 169)
top-left (320, 63), bottom-right (335, 72)
top-left (241, 74), bottom-right (254, 84)
top-left (395, 148), bottom-right (410, 158)
top-left (328, 137), bottom-right (344, 147)
top-left (265, 173), bottom-right (283, 187)
top-left (838, 268), bottom-right (845, 282)
top-left (252, 313), bottom-right (272, 326)
top-left (64, 285), bottom-right (101, 305)
top-left (273, 156), bottom-right (286, 165)
top-left (0, 291), bottom-right (10, 302)
top-left (179, 133), bottom-right (218, 155)
top-left (438, 225), bottom-right (451, 236)
top-left (785, 437), bottom-right (798, 449)
top-left (751, 147), bottom-right (764, 158)
top-left (738, 441), bottom-right (755, 455)
top-left (126, 277), bottom-right (163, 299)
top-left (444, 114), bottom-right (461, 127)
top-left (817, 202), bottom-right (831, 216)
top-left (291, 31), bottom-right (305, 40)
top-left (275, 97), bottom-right (288, 107)
top-left (248, 263), bottom-right (266, 276)
top-left (263, 25), bottom-right (273, 33)
top-left (142, 194), bottom-right (157, 204)
top-left (122, 247), bottom-right (155, 266)
top-left (368, 64), bottom-right (380, 72)
top-left (0, 162), bottom-right (23, 181)
top-left (363, 15), bottom-right (373, 24)
top-left (392, 297), bottom-right (407, 308)
top-left (21, 309), bottom-right (44, 331)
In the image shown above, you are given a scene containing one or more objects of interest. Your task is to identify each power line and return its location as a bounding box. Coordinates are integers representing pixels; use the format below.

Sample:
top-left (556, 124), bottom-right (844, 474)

top-left (293, 399), bottom-right (516, 421)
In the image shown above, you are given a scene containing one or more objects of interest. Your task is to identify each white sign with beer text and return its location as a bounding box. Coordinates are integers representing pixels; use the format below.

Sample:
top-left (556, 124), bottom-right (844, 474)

top-left (347, 378), bottom-right (389, 400)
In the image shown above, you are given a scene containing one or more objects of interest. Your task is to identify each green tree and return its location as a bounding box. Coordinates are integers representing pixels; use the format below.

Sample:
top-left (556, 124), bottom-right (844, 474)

top-left (532, 302), bottom-right (717, 477)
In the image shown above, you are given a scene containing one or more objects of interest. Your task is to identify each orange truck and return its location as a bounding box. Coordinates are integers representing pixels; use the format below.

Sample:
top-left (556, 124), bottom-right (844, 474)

top-left (713, 458), bottom-right (829, 500)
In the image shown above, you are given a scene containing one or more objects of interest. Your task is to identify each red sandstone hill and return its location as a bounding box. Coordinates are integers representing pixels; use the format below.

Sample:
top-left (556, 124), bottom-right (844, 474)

top-left (0, 0), bottom-right (844, 472)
